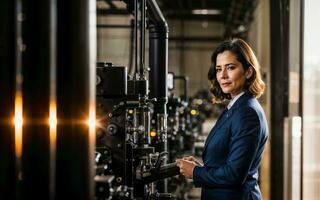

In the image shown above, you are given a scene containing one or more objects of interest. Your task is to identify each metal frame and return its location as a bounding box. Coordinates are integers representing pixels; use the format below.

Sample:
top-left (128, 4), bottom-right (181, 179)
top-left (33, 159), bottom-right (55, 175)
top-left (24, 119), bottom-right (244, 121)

top-left (0, 1), bottom-right (16, 199)
top-left (270, 0), bottom-right (290, 199)
top-left (299, 0), bottom-right (304, 198)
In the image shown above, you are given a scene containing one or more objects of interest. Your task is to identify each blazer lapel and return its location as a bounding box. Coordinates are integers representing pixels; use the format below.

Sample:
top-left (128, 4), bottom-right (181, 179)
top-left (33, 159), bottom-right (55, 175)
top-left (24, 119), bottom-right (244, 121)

top-left (203, 108), bottom-right (231, 154)
top-left (203, 93), bottom-right (253, 156)
top-left (212, 109), bottom-right (232, 131)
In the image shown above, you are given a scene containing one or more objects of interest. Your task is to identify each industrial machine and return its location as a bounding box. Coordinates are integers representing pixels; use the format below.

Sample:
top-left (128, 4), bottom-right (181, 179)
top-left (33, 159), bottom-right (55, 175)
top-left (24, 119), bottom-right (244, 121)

top-left (94, 0), bottom-right (180, 199)
top-left (93, 1), bottom-right (220, 199)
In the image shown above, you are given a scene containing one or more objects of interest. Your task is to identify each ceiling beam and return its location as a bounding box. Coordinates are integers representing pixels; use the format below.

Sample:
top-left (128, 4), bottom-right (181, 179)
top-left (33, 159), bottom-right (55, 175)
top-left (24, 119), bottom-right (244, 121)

top-left (169, 36), bottom-right (222, 43)
top-left (165, 13), bottom-right (224, 21)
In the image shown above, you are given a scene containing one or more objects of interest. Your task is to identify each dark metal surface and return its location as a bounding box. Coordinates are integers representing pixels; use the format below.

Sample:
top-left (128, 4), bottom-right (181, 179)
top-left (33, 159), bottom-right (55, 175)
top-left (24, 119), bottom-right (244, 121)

top-left (147, 0), bottom-right (169, 114)
top-left (147, 0), bottom-right (169, 193)
top-left (0, 1), bottom-right (16, 199)
top-left (20, 0), bottom-right (55, 199)
top-left (270, 0), bottom-right (290, 199)
top-left (140, 163), bottom-right (180, 184)
top-left (56, 0), bottom-right (95, 199)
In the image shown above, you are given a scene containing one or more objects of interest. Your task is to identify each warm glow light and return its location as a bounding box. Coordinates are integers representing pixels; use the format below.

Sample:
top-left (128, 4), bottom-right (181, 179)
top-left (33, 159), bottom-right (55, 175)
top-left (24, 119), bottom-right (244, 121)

top-left (14, 114), bottom-right (23, 128)
top-left (15, 91), bottom-right (23, 158)
top-left (49, 102), bottom-right (57, 128)
top-left (150, 131), bottom-right (157, 137)
top-left (190, 109), bottom-right (197, 116)
top-left (88, 104), bottom-right (96, 155)
top-left (88, 105), bottom-right (96, 130)
top-left (128, 109), bottom-right (134, 114)
top-left (88, 116), bottom-right (96, 128)
top-left (49, 101), bottom-right (57, 146)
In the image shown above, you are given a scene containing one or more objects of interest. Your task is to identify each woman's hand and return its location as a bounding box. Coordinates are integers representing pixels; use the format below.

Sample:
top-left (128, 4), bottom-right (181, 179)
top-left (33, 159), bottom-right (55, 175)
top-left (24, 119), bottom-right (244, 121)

top-left (176, 159), bottom-right (197, 179)
top-left (181, 156), bottom-right (203, 166)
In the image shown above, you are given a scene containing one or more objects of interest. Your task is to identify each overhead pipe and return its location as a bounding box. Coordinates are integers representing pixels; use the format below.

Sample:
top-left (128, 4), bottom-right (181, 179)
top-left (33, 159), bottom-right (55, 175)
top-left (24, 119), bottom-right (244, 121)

top-left (0, 1), bottom-right (17, 199)
top-left (56, 0), bottom-right (96, 199)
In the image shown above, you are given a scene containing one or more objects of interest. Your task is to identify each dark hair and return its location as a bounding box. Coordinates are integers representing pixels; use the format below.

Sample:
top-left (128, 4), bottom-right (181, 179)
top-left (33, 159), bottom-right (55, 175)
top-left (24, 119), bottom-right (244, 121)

top-left (208, 38), bottom-right (265, 103)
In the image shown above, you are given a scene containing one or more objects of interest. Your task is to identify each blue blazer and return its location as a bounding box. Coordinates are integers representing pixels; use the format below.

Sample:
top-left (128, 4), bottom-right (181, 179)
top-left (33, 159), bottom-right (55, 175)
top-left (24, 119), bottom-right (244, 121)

top-left (193, 93), bottom-right (268, 200)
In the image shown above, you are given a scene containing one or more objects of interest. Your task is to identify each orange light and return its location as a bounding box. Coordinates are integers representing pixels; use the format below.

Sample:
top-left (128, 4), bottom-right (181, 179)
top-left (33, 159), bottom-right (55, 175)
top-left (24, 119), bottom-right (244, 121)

top-left (14, 91), bottom-right (23, 159)
top-left (150, 131), bottom-right (157, 137)
top-left (88, 104), bottom-right (96, 153)
top-left (49, 101), bottom-right (57, 149)
top-left (190, 109), bottom-right (197, 116)
top-left (88, 105), bottom-right (96, 131)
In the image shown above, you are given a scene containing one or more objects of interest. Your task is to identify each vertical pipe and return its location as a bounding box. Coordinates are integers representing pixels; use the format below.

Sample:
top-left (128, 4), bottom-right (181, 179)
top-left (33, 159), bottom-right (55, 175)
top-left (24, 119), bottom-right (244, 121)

top-left (56, 0), bottom-right (96, 199)
top-left (15, 1), bottom-right (23, 198)
top-left (134, 0), bottom-right (139, 78)
top-left (179, 20), bottom-right (186, 76)
top-left (139, 0), bottom-right (146, 76)
top-left (174, 76), bottom-right (189, 102)
top-left (20, 0), bottom-right (56, 199)
top-left (129, 20), bottom-right (135, 77)
top-left (0, 1), bottom-right (16, 199)
top-left (147, 0), bottom-right (168, 115)
top-left (49, 2), bottom-right (57, 199)
top-left (147, 0), bottom-right (169, 192)
top-left (299, 1), bottom-right (304, 199)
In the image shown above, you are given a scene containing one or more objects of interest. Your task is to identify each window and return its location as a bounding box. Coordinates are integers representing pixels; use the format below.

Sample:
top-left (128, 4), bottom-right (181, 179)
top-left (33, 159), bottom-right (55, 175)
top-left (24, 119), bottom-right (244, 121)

top-left (303, 1), bottom-right (320, 199)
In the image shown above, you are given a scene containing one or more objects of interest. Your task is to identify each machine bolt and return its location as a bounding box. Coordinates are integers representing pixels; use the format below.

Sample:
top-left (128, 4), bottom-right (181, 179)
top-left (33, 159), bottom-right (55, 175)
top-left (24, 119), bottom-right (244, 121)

top-left (107, 124), bottom-right (118, 135)
top-left (116, 177), bottom-right (122, 183)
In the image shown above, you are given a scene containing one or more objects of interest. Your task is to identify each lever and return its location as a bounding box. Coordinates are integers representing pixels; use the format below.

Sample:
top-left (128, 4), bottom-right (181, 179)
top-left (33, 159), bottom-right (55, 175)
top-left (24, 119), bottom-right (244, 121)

top-left (154, 151), bottom-right (168, 170)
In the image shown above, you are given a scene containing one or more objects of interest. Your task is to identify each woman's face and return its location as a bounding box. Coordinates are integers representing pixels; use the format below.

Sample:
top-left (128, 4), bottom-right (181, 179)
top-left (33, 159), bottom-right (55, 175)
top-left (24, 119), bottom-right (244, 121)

top-left (215, 50), bottom-right (251, 98)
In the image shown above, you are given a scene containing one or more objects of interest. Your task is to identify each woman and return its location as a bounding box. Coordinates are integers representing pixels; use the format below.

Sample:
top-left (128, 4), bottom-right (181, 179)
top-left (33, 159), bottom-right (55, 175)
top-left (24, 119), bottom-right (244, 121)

top-left (176, 38), bottom-right (268, 200)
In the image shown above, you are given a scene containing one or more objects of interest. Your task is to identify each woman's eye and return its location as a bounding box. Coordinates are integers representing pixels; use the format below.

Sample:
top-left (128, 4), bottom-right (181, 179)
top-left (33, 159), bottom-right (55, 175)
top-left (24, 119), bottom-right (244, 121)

top-left (227, 66), bottom-right (235, 70)
top-left (216, 68), bottom-right (221, 72)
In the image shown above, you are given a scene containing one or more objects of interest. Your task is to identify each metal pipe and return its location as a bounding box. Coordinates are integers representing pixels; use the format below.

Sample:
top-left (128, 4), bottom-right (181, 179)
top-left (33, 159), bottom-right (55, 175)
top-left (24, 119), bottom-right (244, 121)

top-left (146, 0), bottom-right (168, 33)
top-left (147, 0), bottom-right (169, 114)
top-left (56, 0), bottom-right (96, 199)
top-left (20, 0), bottom-right (56, 199)
top-left (0, 1), bottom-right (17, 199)
top-left (134, 0), bottom-right (138, 79)
top-left (139, 0), bottom-right (146, 76)
top-left (129, 19), bottom-right (135, 77)
top-left (174, 76), bottom-right (189, 102)
top-left (146, 0), bottom-right (169, 193)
